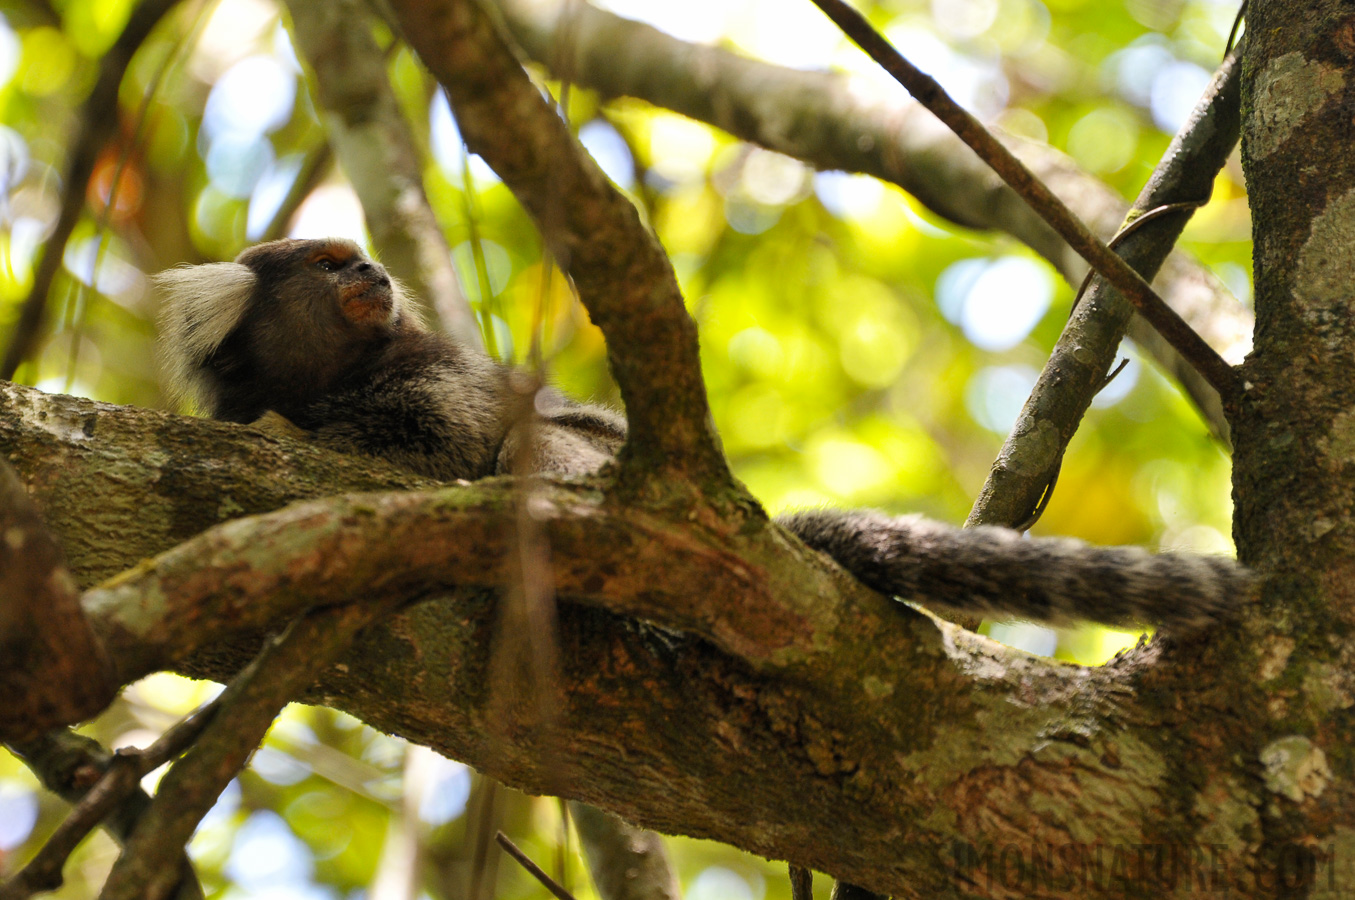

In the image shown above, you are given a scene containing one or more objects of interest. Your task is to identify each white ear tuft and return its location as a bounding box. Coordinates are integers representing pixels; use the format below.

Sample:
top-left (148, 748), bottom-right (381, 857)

top-left (154, 262), bottom-right (256, 409)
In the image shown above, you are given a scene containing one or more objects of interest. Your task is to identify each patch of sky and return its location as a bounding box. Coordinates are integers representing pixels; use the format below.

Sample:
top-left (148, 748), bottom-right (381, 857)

top-left (594, 0), bottom-right (731, 44)
top-left (0, 781), bottom-right (37, 850)
top-left (578, 120), bottom-right (634, 190)
top-left (965, 364), bottom-right (1039, 433)
top-left (429, 91), bottom-right (500, 184)
top-left (730, 0), bottom-right (843, 69)
top-left (814, 171), bottom-right (885, 220)
top-left (247, 153), bottom-right (305, 239)
top-left (0, 125), bottom-right (28, 199)
top-left (0, 14), bottom-right (20, 89)
top-left (931, 0), bottom-right (998, 41)
top-left (1213, 261), bottom-right (1251, 306)
top-left (868, 25), bottom-right (1008, 119)
top-left (63, 235), bottom-right (144, 295)
top-left (201, 56), bottom-right (297, 143)
top-left (224, 810), bottom-right (315, 891)
top-left (648, 114), bottom-right (716, 184)
top-left (271, 18), bottom-right (301, 73)
top-left (935, 256), bottom-right (1053, 351)
top-left (1090, 351), bottom-right (1139, 408)
top-left (251, 745), bottom-right (312, 786)
top-left (987, 621), bottom-right (1058, 657)
top-left (207, 132), bottom-right (274, 199)
top-left (740, 149), bottom-right (808, 206)
top-left (417, 757), bottom-right (471, 826)
top-left (1148, 59), bottom-right (1211, 134)
top-left (689, 866), bottom-right (765, 900)
top-left (288, 184), bottom-right (368, 244)
top-left (1105, 37), bottom-right (1175, 108)
top-left (199, 778), bottom-right (242, 832)
top-left (6, 216), bottom-right (45, 280)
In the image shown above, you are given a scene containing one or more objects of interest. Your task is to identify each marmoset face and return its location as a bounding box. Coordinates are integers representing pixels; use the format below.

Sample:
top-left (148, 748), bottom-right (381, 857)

top-left (236, 238), bottom-right (399, 334)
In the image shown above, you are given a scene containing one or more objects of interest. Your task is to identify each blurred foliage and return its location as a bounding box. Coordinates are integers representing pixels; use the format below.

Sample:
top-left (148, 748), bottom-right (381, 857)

top-left (0, 0), bottom-right (1249, 896)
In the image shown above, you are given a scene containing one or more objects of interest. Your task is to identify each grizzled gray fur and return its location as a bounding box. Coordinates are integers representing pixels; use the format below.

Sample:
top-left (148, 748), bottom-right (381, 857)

top-left (157, 238), bottom-right (1253, 632)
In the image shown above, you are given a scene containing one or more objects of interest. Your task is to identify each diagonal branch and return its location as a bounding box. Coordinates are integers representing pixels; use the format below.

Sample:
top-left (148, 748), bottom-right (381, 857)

top-left (808, 0), bottom-right (1241, 403)
top-left (967, 47), bottom-right (1244, 529)
top-left (4, 729), bottom-right (205, 900)
top-left (383, 0), bottom-right (729, 489)
top-left (98, 602), bottom-right (396, 900)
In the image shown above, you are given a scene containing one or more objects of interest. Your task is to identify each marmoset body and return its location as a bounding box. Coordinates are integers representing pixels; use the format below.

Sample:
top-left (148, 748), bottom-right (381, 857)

top-left (156, 238), bottom-right (1252, 631)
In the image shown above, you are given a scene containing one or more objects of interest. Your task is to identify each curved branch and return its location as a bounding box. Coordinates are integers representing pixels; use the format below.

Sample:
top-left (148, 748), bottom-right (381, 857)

top-left (0, 461), bottom-right (116, 742)
top-left (0, 382), bottom-right (1255, 896)
top-left (384, 0), bottom-right (729, 489)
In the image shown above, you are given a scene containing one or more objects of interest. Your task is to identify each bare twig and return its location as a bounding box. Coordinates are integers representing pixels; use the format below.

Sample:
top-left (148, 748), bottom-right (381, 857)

top-left (807, 0), bottom-right (1240, 403)
top-left (5, 730), bottom-right (204, 900)
top-left (0, 0), bottom-right (182, 381)
top-left (496, 832), bottom-right (581, 900)
top-left (967, 47), bottom-right (1244, 529)
top-left (1, 708), bottom-right (217, 900)
top-left (789, 865), bottom-right (813, 900)
top-left (98, 601), bottom-right (398, 900)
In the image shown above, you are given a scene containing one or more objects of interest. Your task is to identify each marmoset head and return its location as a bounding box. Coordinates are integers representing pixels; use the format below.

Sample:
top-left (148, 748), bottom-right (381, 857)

top-left (155, 238), bottom-right (425, 423)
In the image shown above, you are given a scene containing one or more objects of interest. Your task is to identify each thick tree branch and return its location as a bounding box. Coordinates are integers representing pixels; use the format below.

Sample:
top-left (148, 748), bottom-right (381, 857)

top-left (384, 0), bottom-right (729, 489)
top-left (0, 383), bottom-right (1261, 897)
top-left (0, 461), bottom-right (116, 742)
top-left (80, 478), bottom-right (817, 692)
top-left (284, 0), bottom-right (482, 348)
top-left (495, 0), bottom-right (1252, 440)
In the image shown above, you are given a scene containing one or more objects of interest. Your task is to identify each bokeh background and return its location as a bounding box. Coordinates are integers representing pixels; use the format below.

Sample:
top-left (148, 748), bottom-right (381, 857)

top-left (0, 0), bottom-right (1249, 895)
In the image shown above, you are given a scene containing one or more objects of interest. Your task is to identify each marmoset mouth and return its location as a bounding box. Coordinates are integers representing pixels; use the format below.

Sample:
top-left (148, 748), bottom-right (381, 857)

top-left (340, 280), bottom-right (394, 325)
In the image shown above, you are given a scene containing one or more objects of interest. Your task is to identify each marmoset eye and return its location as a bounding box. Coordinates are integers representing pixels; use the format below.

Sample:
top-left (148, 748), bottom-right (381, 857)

top-left (314, 257), bottom-right (340, 272)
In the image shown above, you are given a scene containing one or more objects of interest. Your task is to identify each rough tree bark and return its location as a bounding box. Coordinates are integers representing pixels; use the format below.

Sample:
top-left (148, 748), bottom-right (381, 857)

top-left (3, 0), bottom-right (1354, 897)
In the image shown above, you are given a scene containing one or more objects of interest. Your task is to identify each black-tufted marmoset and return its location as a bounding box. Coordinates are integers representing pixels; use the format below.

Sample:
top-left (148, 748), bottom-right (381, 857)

top-left (155, 237), bottom-right (1253, 632)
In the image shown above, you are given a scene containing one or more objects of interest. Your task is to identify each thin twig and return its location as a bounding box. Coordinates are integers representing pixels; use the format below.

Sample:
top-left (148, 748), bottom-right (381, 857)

top-left (98, 601), bottom-right (399, 900)
top-left (496, 832), bottom-right (581, 900)
top-left (0, 706), bottom-right (218, 900)
top-left (0, 0), bottom-right (181, 381)
top-left (808, 0), bottom-right (1240, 403)
top-left (64, 0), bottom-right (214, 390)
top-left (789, 865), bottom-right (813, 900)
